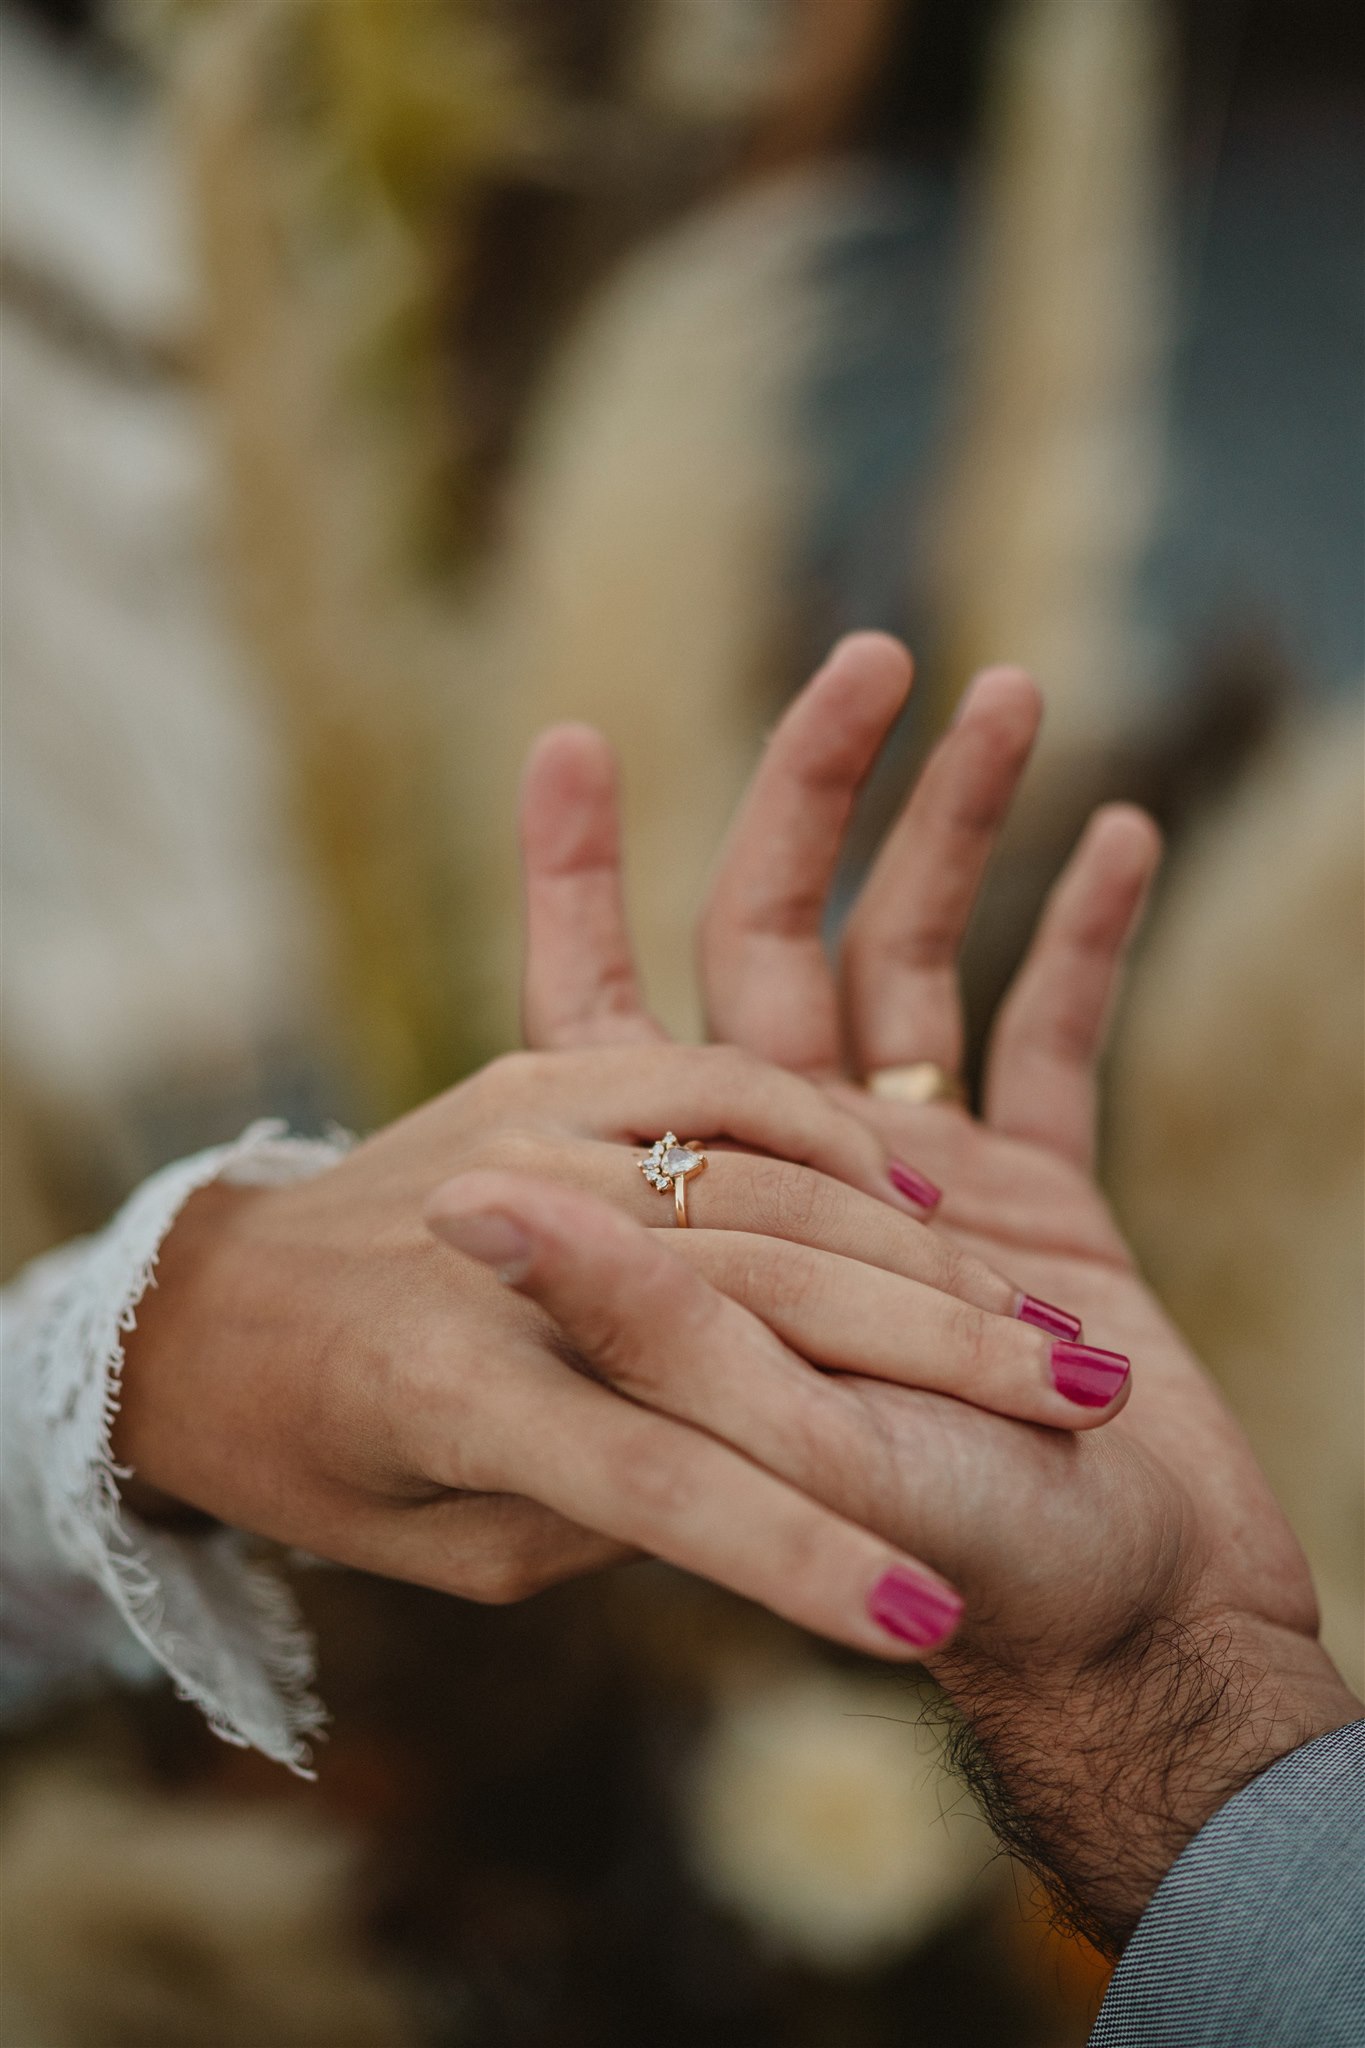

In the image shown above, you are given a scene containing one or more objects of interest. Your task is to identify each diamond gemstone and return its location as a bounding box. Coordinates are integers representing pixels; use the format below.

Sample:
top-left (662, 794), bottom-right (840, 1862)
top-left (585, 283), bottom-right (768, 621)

top-left (661, 1146), bottom-right (703, 1178)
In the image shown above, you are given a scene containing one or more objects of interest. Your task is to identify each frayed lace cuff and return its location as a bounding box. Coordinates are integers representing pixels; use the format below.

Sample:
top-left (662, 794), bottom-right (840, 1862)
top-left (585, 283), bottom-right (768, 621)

top-left (1, 1121), bottom-right (350, 1774)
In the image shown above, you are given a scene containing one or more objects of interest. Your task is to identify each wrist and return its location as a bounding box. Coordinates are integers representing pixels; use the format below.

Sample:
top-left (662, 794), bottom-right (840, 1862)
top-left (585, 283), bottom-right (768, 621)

top-left (113, 1180), bottom-right (271, 1516)
top-left (939, 1610), bottom-right (1361, 1954)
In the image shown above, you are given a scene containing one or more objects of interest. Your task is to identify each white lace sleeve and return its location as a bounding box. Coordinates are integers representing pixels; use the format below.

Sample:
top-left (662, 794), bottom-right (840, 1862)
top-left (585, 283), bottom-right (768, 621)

top-left (0, 1120), bottom-right (350, 1774)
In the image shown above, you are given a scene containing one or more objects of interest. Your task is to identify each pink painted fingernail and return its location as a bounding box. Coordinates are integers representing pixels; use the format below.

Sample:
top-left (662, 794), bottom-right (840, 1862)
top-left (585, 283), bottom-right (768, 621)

top-left (867, 1566), bottom-right (963, 1649)
top-left (1051, 1341), bottom-right (1130, 1408)
top-left (888, 1161), bottom-right (942, 1213)
top-left (1017, 1293), bottom-right (1083, 1342)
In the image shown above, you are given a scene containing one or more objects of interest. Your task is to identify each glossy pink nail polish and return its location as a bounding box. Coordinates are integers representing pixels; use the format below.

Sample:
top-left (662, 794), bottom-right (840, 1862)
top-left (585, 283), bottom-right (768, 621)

top-left (1017, 1293), bottom-right (1083, 1342)
top-left (867, 1566), bottom-right (963, 1649)
top-left (888, 1161), bottom-right (942, 1212)
top-left (1051, 1341), bottom-right (1130, 1408)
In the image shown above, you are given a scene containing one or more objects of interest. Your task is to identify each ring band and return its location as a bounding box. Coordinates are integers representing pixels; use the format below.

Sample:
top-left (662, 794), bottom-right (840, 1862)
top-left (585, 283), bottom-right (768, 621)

top-left (640, 1133), bottom-right (709, 1227)
top-left (865, 1062), bottom-right (965, 1107)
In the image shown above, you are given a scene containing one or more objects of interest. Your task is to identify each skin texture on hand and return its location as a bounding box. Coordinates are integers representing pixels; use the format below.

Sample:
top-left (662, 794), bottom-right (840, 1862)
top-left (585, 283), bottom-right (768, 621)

top-left (516, 631), bottom-right (1362, 1949)
top-left (115, 1031), bottom-right (1131, 1670)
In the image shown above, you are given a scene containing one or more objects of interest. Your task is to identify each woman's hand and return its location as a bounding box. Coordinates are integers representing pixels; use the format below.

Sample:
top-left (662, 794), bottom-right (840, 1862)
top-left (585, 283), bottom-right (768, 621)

top-left (115, 1032), bottom-right (1126, 1670)
top-left (519, 635), bottom-right (1359, 1944)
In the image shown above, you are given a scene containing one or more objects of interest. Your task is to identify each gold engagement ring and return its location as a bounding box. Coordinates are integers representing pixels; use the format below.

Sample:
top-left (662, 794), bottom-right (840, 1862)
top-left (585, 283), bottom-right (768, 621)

top-left (640, 1133), bottom-right (708, 1227)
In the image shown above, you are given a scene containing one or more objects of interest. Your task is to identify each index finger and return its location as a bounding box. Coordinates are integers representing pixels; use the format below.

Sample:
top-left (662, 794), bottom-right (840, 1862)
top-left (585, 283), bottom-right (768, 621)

top-left (699, 634), bottom-right (914, 1075)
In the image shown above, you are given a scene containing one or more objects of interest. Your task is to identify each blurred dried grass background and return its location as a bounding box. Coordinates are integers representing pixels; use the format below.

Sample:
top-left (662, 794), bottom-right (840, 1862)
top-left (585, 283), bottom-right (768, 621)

top-left (2, 2), bottom-right (1361, 2043)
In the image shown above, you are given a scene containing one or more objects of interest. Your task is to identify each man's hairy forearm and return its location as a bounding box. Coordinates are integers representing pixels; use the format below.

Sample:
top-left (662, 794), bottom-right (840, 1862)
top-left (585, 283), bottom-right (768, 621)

top-left (935, 1611), bottom-right (1362, 1956)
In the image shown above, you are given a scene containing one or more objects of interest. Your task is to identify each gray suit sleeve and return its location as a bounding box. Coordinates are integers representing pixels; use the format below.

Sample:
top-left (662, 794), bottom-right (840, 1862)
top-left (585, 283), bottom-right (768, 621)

top-left (1089, 1717), bottom-right (1365, 2047)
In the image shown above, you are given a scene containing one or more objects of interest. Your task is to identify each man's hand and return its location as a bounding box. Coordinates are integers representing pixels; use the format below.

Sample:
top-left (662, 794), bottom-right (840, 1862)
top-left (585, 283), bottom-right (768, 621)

top-left (518, 633), bottom-right (1361, 1947)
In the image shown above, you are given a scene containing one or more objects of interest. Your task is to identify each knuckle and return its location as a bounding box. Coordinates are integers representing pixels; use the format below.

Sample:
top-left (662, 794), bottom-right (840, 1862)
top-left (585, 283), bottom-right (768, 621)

top-left (1042, 1004), bottom-right (1098, 1071)
top-left (694, 1041), bottom-right (756, 1093)
top-left (456, 1124), bottom-right (551, 1177)
top-left (480, 1049), bottom-right (546, 1101)
top-left (782, 1375), bottom-right (851, 1477)
top-left (938, 1293), bottom-right (1028, 1392)
top-left (749, 1157), bottom-right (834, 1243)
top-left (748, 1236), bottom-right (822, 1322)
top-left (843, 898), bottom-right (951, 975)
top-left (486, 1126), bottom-right (552, 1174)
top-left (767, 1510), bottom-right (829, 1588)
top-left (927, 1236), bottom-right (975, 1304)
top-left (674, 1235), bottom-right (807, 1348)
top-left (613, 1433), bottom-right (698, 1523)
top-left (945, 1299), bottom-right (994, 1383)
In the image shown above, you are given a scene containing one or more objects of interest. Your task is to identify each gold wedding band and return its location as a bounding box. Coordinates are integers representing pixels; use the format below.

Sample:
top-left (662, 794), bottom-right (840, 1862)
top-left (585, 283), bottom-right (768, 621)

top-left (864, 1062), bottom-right (965, 1107)
top-left (640, 1133), bottom-right (709, 1227)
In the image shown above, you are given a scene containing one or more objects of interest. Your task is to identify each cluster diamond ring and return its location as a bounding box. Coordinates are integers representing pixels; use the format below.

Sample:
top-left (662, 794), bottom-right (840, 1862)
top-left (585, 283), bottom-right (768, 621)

top-left (640, 1133), bottom-right (708, 1227)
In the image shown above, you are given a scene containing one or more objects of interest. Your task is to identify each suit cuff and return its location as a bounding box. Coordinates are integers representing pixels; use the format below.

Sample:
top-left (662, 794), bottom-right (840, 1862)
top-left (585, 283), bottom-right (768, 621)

top-left (1089, 1717), bottom-right (1365, 2047)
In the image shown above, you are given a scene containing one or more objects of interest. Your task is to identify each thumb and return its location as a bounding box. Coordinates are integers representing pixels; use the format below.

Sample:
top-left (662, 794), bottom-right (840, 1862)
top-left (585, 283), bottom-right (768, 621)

top-left (518, 724), bottom-right (668, 1049)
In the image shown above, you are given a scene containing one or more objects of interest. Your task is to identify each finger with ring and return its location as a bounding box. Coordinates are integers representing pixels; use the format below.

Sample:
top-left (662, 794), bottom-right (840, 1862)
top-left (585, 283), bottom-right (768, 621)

top-left (640, 1133), bottom-right (709, 1227)
top-left (864, 1062), bottom-right (965, 1107)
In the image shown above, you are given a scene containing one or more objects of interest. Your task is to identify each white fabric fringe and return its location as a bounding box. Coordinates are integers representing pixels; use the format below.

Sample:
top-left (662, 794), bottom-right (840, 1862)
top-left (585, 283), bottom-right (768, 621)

top-left (0, 1123), bottom-right (349, 1772)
